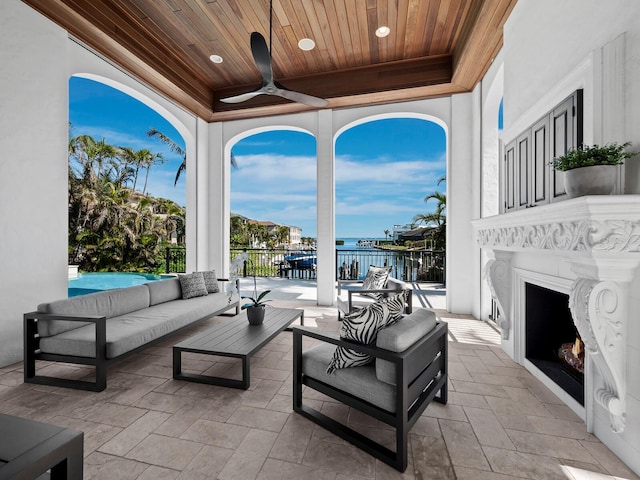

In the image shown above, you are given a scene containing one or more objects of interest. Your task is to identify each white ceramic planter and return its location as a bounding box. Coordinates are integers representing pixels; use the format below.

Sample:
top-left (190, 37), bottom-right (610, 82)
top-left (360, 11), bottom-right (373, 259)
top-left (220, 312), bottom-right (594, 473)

top-left (563, 164), bottom-right (617, 198)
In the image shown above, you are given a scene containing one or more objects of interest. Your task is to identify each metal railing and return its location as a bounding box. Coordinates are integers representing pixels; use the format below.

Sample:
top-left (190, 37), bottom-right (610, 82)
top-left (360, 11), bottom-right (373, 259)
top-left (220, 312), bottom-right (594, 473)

top-left (165, 246), bottom-right (445, 284)
top-left (165, 246), bottom-right (186, 273)
top-left (336, 249), bottom-right (445, 283)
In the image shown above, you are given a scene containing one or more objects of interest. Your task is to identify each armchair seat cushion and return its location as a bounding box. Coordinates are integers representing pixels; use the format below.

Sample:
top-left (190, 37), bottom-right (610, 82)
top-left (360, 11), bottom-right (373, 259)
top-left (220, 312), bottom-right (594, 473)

top-left (302, 343), bottom-right (396, 413)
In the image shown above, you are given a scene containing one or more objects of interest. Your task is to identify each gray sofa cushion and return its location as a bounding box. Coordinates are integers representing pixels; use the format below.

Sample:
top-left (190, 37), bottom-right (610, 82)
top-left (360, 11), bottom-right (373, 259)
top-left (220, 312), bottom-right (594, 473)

top-left (178, 272), bottom-right (208, 299)
top-left (375, 308), bottom-right (438, 385)
top-left (39, 291), bottom-right (240, 359)
top-left (147, 278), bottom-right (182, 306)
top-left (37, 285), bottom-right (151, 337)
top-left (202, 270), bottom-right (220, 293)
top-left (303, 343), bottom-right (396, 413)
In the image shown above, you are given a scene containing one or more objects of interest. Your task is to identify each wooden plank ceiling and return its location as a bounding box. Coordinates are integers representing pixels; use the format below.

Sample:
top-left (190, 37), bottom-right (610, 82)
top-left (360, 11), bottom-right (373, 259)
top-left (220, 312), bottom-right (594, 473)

top-left (22, 0), bottom-right (517, 122)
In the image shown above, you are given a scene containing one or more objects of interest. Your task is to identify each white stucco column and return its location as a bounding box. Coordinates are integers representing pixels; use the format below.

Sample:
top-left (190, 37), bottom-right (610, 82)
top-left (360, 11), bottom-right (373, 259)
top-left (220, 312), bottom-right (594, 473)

top-left (207, 121), bottom-right (226, 274)
top-left (0, 0), bottom-right (68, 366)
top-left (316, 109), bottom-right (335, 305)
top-left (448, 90), bottom-right (481, 314)
top-left (191, 117), bottom-right (209, 272)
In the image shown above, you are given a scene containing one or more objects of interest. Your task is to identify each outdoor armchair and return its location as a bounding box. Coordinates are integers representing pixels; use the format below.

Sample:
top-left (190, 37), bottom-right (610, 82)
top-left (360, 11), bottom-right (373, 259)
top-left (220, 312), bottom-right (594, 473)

top-left (337, 275), bottom-right (413, 319)
top-left (292, 308), bottom-right (448, 472)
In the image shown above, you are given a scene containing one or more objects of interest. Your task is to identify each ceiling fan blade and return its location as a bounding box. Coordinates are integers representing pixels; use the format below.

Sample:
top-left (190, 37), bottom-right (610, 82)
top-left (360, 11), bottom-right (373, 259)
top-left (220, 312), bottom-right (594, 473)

top-left (250, 32), bottom-right (273, 83)
top-left (274, 87), bottom-right (328, 108)
top-left (220, 90), bottom-right (265, 104)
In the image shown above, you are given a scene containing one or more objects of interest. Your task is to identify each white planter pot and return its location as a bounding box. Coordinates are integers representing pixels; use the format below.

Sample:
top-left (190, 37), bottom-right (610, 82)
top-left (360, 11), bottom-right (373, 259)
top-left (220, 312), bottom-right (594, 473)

top-left (563, 165), bottom-right (617, 198)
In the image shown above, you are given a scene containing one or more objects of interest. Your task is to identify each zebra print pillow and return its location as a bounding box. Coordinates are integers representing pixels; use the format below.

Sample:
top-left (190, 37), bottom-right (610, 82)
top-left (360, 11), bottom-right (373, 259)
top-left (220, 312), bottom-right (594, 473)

top-left (326, 292), bottom-right (405, 374)
top-left (361, 265), bottom-right (392, 298)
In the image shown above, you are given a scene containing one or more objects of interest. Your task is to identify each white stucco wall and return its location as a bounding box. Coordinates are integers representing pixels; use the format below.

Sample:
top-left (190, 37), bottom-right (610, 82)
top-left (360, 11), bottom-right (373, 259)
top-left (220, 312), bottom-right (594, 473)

top-left (502, 0), bottom-right (640, 472)
top-left (504, 0), bottom-right (640, 194)
top-left (0, 1), bottom-right (69, 366)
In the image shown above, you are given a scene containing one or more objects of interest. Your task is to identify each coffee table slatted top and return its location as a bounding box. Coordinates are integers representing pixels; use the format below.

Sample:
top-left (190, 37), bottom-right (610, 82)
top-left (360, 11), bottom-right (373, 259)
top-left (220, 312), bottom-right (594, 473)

top-left (173, 307), bottom-right (304, 389)
top-left (174, 307), bottom-right (303, 357)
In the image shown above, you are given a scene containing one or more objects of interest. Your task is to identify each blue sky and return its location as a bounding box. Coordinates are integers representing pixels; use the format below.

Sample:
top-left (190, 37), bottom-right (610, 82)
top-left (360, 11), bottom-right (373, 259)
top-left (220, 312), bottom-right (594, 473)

top-left (70, 77), bottom-right (447, 238)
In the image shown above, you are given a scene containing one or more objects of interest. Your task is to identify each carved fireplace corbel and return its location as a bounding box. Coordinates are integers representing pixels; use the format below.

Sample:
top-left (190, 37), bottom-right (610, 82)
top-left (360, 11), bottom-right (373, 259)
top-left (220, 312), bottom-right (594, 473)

top-left (569, 261), bottom-right (635, 434)
top-left (484, 250), bottom-right (513, 340)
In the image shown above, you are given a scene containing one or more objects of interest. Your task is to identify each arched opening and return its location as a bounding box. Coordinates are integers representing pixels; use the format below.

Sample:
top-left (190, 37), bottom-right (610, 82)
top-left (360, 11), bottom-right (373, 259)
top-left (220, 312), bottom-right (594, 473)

top-left (334, 115), bottom-right (447, 307)
top-left (227, 128), bottom-right (317, 279)
top-left (68, 76), bottom-right (188, 291)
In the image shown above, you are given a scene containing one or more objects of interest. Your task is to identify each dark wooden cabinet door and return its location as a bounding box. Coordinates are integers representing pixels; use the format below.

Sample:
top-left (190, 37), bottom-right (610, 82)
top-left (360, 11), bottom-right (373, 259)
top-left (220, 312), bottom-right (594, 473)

top-left (550, 96), bottom-right (572, 200)
top-left (517, 131), bottom-right (531, 209)
top-left (531, 116), bottom-right (550, 206)
top-left (504, 140), bottom-right (517, 212)
top-left (550, 90), bottom-right (583, 202)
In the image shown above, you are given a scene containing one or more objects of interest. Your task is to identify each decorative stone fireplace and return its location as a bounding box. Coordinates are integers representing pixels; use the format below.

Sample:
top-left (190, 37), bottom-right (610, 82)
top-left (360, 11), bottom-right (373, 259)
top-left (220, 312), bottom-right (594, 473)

top-left (473, 196), bottom-right (640, 458)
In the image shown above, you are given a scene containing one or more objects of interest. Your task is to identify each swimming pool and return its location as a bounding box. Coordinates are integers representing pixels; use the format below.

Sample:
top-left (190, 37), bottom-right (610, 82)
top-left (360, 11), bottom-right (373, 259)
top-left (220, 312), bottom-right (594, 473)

top-left (68, 272), bottom-right (171, 297)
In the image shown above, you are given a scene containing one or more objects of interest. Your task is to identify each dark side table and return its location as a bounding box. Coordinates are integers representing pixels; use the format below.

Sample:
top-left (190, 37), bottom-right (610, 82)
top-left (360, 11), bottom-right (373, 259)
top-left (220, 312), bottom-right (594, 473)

top-left (0, 414), bottom-right (83, 480)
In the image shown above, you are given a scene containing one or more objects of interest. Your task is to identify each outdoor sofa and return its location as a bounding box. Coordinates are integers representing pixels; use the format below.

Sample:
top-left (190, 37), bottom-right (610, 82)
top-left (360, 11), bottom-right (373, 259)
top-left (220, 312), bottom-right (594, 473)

top-left (24, 274), bottom-right (240, 392)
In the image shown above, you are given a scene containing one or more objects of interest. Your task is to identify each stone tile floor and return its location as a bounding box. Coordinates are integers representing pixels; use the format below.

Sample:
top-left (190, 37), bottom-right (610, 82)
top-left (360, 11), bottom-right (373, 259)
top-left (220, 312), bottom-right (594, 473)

top-left (0, 279), bottom-right (637, 479)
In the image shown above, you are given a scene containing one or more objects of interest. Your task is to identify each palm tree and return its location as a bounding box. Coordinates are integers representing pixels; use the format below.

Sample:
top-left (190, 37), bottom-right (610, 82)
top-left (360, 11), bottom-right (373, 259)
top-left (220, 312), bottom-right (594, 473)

top-left (384, 229), bottom-right (390, 240)
top-left (413, 176), bottom-right (446, 250)
top-left (139, 149), bottom-right (165, 196)
top-left (147, 128), bottom-right (186, 186)
top-left (147, 128), bottom-right (238, 187)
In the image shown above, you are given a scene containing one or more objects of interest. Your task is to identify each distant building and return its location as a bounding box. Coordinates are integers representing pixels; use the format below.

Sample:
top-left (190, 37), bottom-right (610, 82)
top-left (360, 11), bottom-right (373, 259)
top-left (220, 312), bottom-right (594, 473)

top-left (392, 224), bottom-right (414, 242)
top-left (288, 225), bottom-right (301, 245)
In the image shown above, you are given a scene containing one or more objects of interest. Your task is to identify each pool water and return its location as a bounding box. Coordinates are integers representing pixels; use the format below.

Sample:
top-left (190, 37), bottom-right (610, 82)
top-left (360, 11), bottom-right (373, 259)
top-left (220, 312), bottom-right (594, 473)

top-left (68, 272), bottom-right (171, 297)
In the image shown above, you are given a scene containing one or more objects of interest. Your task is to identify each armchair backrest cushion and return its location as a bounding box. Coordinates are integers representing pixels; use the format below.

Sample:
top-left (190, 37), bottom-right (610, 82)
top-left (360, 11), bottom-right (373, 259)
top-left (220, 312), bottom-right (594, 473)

top-left (376, 308), bottom-right (438, 385)
top-left (361, 265), bottom-right (392, 298)
top-left (327, 292), bottom-right (405, 374)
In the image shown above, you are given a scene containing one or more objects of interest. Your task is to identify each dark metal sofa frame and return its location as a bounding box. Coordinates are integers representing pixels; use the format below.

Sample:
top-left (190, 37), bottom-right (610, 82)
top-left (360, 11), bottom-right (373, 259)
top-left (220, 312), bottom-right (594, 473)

top-left (23, 279), bottom-right (240, 392)
top-left (292, 321), bottom-right (448, 472)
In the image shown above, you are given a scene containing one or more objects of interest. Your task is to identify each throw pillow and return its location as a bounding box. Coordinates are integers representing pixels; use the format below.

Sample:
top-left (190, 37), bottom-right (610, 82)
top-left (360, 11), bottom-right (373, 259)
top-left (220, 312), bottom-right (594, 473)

top-left (361, 265), bottom-right (392, 298)
top-left (178, 272), bottom-right (208, 299)
top-left (326, 294), bottom-right (403, 374)
top-left (379, 291), bottom-right (406, 325)
top-left (202, 270), bottom-right (219, 293)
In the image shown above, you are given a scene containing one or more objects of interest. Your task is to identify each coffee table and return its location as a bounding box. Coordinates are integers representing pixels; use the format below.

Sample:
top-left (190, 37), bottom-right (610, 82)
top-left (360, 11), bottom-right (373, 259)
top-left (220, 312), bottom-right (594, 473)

top-left (173, 307), bottom-right (304, 389)
top-left (0, 413), bottom-right (83, 479)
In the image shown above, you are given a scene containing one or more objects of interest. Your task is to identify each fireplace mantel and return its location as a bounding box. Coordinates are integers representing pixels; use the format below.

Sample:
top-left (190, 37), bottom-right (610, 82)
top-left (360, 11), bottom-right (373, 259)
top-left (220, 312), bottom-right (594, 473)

top-left (472, 196), bottom-right (640, 434)
top-left (474, 195), bottom-right (640, 256)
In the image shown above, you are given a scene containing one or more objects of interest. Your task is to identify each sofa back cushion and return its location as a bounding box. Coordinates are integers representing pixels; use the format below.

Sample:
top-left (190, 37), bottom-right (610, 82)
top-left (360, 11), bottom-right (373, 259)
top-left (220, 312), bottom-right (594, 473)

top-left (147, 278), bottom-right (182, 306)
top-left (37, 285), bottom-right (151, 337)
top-left (375, 308), bottom-right (437, 385)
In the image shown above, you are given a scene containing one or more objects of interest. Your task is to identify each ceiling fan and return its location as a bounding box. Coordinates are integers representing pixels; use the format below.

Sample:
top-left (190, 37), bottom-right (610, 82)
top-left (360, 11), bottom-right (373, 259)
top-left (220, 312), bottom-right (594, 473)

top-left (220, 0), bottom-right (328, 108)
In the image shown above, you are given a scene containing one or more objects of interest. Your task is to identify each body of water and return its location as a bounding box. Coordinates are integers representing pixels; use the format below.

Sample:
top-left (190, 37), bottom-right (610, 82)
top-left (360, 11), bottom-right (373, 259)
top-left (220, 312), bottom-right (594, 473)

top-left (68, 272), bottom-right (170, 297)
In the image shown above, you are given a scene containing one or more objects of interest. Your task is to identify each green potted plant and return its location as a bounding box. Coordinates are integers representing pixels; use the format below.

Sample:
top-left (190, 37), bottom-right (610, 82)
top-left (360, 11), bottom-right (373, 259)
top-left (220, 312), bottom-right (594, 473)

top-left (228, 251), bottom-right (271, 324)
top-left (552, 142), bottom-right (635, 198)
top-left (242, 274), bottom-right (271, 325)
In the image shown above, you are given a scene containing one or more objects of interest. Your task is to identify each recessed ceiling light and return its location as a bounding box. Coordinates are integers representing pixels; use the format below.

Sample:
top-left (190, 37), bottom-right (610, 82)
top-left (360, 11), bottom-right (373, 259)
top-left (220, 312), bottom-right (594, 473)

top-left (298, 38), bottom-right (316, 51)
top-left (375, 26), bottom-right (391, 38)
top-left (209, 54), bottom-right (223, 64)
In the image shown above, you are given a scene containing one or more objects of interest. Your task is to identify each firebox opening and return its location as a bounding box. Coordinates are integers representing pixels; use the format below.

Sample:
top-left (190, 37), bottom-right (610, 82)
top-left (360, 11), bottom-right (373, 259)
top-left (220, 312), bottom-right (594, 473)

top-left (525, 283), bottom-right (584, 406)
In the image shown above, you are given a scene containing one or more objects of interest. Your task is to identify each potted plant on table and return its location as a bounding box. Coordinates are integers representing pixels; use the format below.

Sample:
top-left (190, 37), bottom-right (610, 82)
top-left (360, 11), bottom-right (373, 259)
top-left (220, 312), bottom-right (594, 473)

top-left (552, 142), bottom-right (635, 198)
top-left (228, 251), bottom-right (272, 325)
top-left (242, 280), bottom-right (272, 325)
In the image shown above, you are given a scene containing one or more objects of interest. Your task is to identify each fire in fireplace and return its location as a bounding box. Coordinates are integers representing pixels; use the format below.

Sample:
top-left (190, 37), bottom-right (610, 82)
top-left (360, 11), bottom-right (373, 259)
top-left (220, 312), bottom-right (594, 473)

top-left (525, 283), bottom-right (584, 405)
top-left (558, 335), bottom-right (585, 373)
